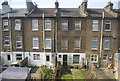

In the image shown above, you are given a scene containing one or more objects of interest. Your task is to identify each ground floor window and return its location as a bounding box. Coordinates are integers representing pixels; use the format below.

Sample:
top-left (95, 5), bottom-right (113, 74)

top-left (16, 54), bottom-right (22, 60)
top-left (90, 54), bottom-right (98, 63)
top-left (103, 55), bottom-right (108, 61)
top-left (73, 55), bottom-right (80, 64)
top-left (33, 54), bottom-right (40, 60)
top-left (46, 55), bottom-right (50, 61)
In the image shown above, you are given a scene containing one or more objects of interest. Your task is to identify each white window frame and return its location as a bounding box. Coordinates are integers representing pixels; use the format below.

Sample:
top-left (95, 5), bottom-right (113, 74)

top-left (75, 20), bottom-right (81, 30)
top-left (105, 20), bottom-right (111, 31)
top-left (92, 20), bottom-right (99, 31)
top-left (16, 36), bottom-right (22, 48)
top-left (32, 36), bottom-right (39, 49)
top-left (61, 37), bottom-right (68, 49)
top-left (61, 20), bottom-right (68, 31)
top-left (4, 36), bottom-right (10, 46)
top-left (15, 19), bottom-right (21, 30)
top-left (45, 19), bottom-right (51, 31)
top-left (90, 54), bottom-right (98, 63)
top-left (91, 37), bottom-right (98, 50)
top-left (16, 54), bottom-right (22, 60)
top-left (3, 19), bottom-right (9, 31)
top-left (33, 54), bottom-right (40, 60)
top-left (103, 55), bottom-right (108, 61)
top-left (32, 19), bottom-right (38, 31)
top-left (73, 55), bottom-right (80, 64)
top-left (45, 36), bottom-right (51, 49)
top-left (104, 37), bottom-right (110, 50)
top-left (74, 37), bottom-right (81, 49)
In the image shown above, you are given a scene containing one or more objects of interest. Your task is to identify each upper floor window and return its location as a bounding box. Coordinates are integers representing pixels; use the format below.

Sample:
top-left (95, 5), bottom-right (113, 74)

top-left (92, 37), bottom-right (98, 50)
top-left (61, 20), bottom-right (68, 31)
top-left (45, 19), bottom-right (51, 31)
top-left (3, 20), bottom-right (9, 31)
top-left (16, 36), bottom-right (22, 48)
top-left (45, 36), bottom-right (51, 49)
top-left (32, 19), bottom-right (38, 31)
top-left (4, 36), bottom-right (10, 46)
top-left (105, 20), bottom-right (111, 31)
top-left (61, 36), bottom-right (68, 49)
top-left (15, 19), bottom-right (21, 30)
top-left (16, 54), bottom-right (22, 60)
top-left (32, 36), bottom-right (39, 49)
top-left (74, 37), bottom-right (81, 49)
top-left (104, 37), bottom-right (110, 50)
top-left (75, 20), bottom-right (81, 30)
top-left (33, 54), bottom-right (40, 60)
top-left (92, 20), bottom-right (99, 31)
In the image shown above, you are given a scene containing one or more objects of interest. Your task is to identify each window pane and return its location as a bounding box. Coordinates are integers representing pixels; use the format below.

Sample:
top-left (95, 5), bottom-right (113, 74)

top-left (73, 55), bottom-right (79, 64)
top-left (33, 37), bottom-right (39, 48)
top-left (75, 20), bottom-right (81, 30)
top-left (16, 36), bottom-right (22, 48)
top-left (15, 19), bottom-right (21, 30)
top-left (4, 36), bottom-right (10, 46)
top-left (3, 20), bottom-right (9, 30)
top-left (45, 36), bottom-right (51, 49)
top-left (90, 54), bottom-right (98, 62)
top-left (74, 37), bottom-right (80, 48)
top-left (92, 20), bottom-right (98, 31)
top-left (61, 37), bottom-right (68, 48)
top-left (45, 19), bottom-right (51, 30)
top-left (16, 54), bottom-right (22, 60)
top-left (105, 20), bottom-right (111, 31)
top-left (104, 37), bottom-right (110, 49)
top-left (92, 37), bottom-right (97, 48)
top-left (62, 20), bottom-right (68, 31)
top-left (32, 19), bottom-right (38, 30)
top-left (33, 54), bottom-right (40, 60)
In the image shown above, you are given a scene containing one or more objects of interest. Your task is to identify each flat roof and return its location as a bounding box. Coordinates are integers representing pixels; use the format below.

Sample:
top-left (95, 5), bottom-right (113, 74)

top-left (0, 67), bottom-right (31, 81)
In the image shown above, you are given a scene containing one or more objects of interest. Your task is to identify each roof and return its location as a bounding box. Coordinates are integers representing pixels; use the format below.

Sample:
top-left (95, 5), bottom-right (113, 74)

top-left (1, 8), bottom-right (118, 18)
top-left (0, 67), bottom-right (31, 80)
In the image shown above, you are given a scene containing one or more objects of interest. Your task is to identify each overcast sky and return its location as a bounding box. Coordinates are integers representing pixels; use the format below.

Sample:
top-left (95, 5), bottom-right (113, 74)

top-left (0, 0), bottom-right (119, 9)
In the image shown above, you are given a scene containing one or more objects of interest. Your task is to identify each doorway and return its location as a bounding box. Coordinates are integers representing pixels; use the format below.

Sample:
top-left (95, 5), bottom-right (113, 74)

top-left (63, 55), bottom-right (67, 66)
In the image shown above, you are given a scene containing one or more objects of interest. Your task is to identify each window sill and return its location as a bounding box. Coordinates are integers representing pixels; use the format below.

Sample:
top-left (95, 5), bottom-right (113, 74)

top-left (44, 48), bottom-right (51, 49)
top-left (74, 48), bottom-right (81, 49)
top-left (61, 48), bottom-right (68, 49)
top-left (15, 30), bottom-right (21, 31)
top-left (105, 30), bottom-right (111, 32)
top-left (32, 47), bottom-right (39, 49)
top-left (16, 47), bottom-right (22, 49)
top-left (32, 29), bottom-right (38, 31)
top-left (104, 48), bottom-right (110, 50)
top-left (2, 30), bottom-right (9, 32)
top-left (4, 45), bottom-right (10, 46)
top-left (45, 29), bottom-right (51, 31)
top-left (91, 61), bottom-right (98, 63)
top-left (92, 30), bottom-right (99, 32)
top-left (91, 48), bottom-right (98, 50)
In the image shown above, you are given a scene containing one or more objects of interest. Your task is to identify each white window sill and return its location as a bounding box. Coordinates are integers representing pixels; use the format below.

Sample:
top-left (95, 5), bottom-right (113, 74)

top-left (104, 48), bottom-right (110, 50)
top-left (61, 48), bottom-right (68, 49)
top-left (32, 47), bottom-right (39, 49)
top-left (91, 48), bottom-right (98, 50)
top-left (4, 45), bottom-right (10, 46)
top-left (45, 48), bottom-right (51, 49)
top-left (105, 30), bottom-right (111, 32)
top-left (45, 29), bottom-right (51, 31)
top-left (2, 30), bottom-right (9, 31)
top-left (32, 29), bottom-right (38, 31)
top-left (92, 30), bottom-right (99, 32)
top-left (74, 48), bottom-right (81, 49)
top-left (16, 47), bottom-right (22, 49)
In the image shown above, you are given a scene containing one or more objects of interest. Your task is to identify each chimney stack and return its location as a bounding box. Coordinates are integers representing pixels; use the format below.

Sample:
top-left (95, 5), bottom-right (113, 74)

top-left (55, 0), bottom-right (59, 9)
top-left (2, 1), bottom-right (12, 14)
top-left (26, 0), bottom-right (36, 13)
top-left (105, 1), bottom-right (114, 11)
top-left (79, 0), bottom-right (88, 16)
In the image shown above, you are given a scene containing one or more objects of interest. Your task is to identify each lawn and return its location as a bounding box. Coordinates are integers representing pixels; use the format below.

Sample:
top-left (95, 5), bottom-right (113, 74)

top-left (61, 68), bottom-right (85, 80)
top-left (72, 69), bottom-right (85, 79)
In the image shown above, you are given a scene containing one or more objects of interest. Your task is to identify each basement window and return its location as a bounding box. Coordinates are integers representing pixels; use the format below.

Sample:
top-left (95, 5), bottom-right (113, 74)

top-left (16, 54), bottom-right (22, 60)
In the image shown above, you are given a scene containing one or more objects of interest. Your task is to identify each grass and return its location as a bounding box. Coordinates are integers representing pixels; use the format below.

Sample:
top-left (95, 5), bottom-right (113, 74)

top-left (73, 69), bottom-right (85, 79)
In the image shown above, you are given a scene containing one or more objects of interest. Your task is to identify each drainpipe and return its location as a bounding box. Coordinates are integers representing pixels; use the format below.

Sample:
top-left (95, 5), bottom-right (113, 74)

top-left (99, 12), bottom-right (104, 65)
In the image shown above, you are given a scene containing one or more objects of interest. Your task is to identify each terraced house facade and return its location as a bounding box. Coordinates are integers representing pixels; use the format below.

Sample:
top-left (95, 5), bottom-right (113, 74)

top-left (1, 0), bottom-right (120, 67)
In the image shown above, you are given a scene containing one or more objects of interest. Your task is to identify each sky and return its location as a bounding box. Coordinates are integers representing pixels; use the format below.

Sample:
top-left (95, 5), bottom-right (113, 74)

top-left (0, 0), bottom-right (120, 9)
